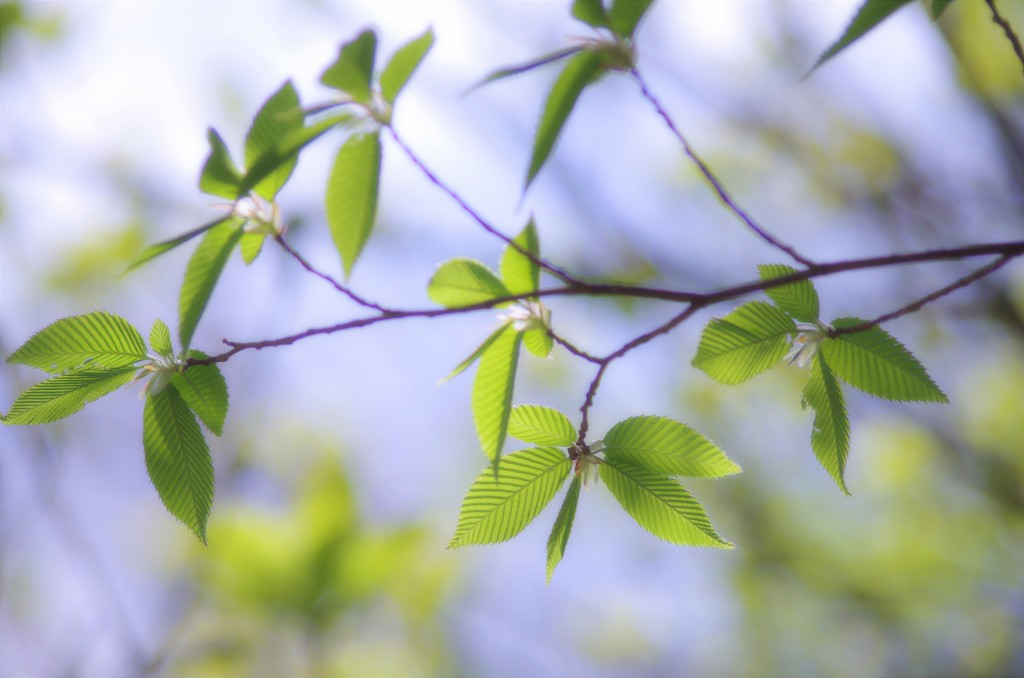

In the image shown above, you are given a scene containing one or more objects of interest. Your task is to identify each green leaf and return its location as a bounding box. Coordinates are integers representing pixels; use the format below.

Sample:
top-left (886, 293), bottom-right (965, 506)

top-left (508, 405), bottom-right (576, 446)
top-left (470, 46), bottom-right (583, 90)
top-left (427, 258), bottom-right (510, 308)
top-left (599, 457), bottom-right (732, 548)
top-left (448, 446), bottom-right (571, 548)
top-left (4, 368), bottom-right (137, 425)
top-left (603, 415), bottom-right (741, 478)
top-left (692, 301), bottom-right (797, 384)
top-left (609, 0), bottom-right (654, 38)
top-left (930, 0), bottom-right (955, 19)
top-left (143, 385), bottom-right (215, 543)
top-left (239, 232), bottom-right (267, 265)
top-left (572, 0), bottom-right (609, 28)
top-left (758, 264), bottom-right (820, 323)
top-left (8, 311), bottom-right (147, 373)
top-left (500, 220), bottom-right (541, 295)
top-left (125, 217), bottom-right (230, 273)
top-left (803, 353), bottom-right (851, 494)
top-left (821, 318), bottom-right (949, 403)
top-left (320, 29), bottom-right (377, 103)
top-left (237, 113), bottom-right (350, 198)
top-left (472, 325), bottom-right (522, 462)
top-left (526, 49), bottom-right (605, 189)
top-left (380, 28), bottom-right (434, 104)
top-left (810, 0), bottom-right (913, 73)
top-left (199, 128), bottom-right (242, 199)
top-left (150, 319), bottom-right (173, 357)
top-left (546, 475), bottom-right (581, 584)
top-left (179, 219), bottom-right (244, 350)
top-left (441, 325), bottom-right (509, 383)
top-left (172, 352), bottom-right (228, 436)
top-left (244, 80), bottom-right (302, 200)
top-left (523, 328), bottom-right (554, 358)
top-left (326, 131), bottom-right (381, 277)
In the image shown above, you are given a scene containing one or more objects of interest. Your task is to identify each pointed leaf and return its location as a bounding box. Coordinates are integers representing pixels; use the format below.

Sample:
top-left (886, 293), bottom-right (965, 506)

top-left (758, 264), bottom-right (820, 323)
top-left (500, 220), bottom-right (541, 295)
top-left (150, 319), bottom-right (173, 357)
top-left (8, 312), bottom-right (147, 373)
top-left (449, 446), bottom-right (571, 548)
top-left (930, 0), bottom-right (955, 19)
top-left (380, 28), bottom-right (434, 104)
top-left (320, 29), bottom-right (377, 103)
top-left (821, 318), bottom-right (948, 403)
top-left (692, 301), bottom-right (797, 384)
top-left (179, 219), bottom-right (244, 350)
top-left (546, 475), bottom-right (581, 584)
top-left (471, 46), bottom-right (583, 90)
top-left (326, 131), bottom-right (381, 277)
top-left (599, 458), bottom-right (732, 548)
top-left (237, 113), bottom-right (350, 198)
top-left (126, 217), bottom-right (229, 273)
top-left (172, 352), bottom-right (228, 436)
top-left (199, 128), bottom-right (242, 199)
top-left (810, 0), bottom-right (913, 73)
top-left (526, 49), bottom-right (605, 189)
top-left (572, 0), bottom-right (609, 28)
top-left (4, 368), bottom-right (137, 425)
top-left (441, 325), bottom-right (509, 383)
top-left (523, 328), bottom-right (554, 358)
top-left (609, 0), bottom-right (654, 38)
top-left (472, 325), bottom-right (522, 462)
top-left (428, 258), bottom-right (510, 308)
top-left (803, 353), bottom-right (851, 494)
top-left (239, 232), bottom-right (267, 265)
top-left (603, 415), bottom-right (741, 478)
top-left (508, 405), bottom-right (576, 446)
top-left (143, 385), bottom-right (214, 543)
top-left (244, 81), bottom-right (303, 200)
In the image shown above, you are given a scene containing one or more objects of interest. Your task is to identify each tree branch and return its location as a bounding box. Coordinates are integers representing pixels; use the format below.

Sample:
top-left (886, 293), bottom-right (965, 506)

top-left (986, 0), bottom-right (1024, 76)
top-left (274, 234), bottom-right (391, 312)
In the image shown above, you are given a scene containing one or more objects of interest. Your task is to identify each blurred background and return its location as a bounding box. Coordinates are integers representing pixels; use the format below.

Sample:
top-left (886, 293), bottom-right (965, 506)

top-left (2, 1), bottom-right (1024, 676)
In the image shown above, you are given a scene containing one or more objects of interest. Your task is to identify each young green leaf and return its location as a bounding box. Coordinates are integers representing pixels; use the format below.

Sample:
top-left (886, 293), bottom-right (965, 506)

top-left (143, 385), bottom-right (215, 544)
top-left (380, 28), bottom-right (434, 104)
top-left (599, 457), bottom-right (732, 548)
top-left (692, 301), bottom-right (797, 384)
top-left (449, 446), bottom-right (571, 548)
top-left (326, 131), bottom-right (381, 277)
top-left (803, 353), bottom-right (851, 494)
top-left (526, 49), bottom-right (605, 189)
top-left (546, 475), bottom-right (581, 584)
top-left (470, 46), bottom-right (583, 91)
top-left (238, 232), bottom-right (267, 265)
top-left (810, 0), bottom-right (913, 73)
top-left (150, 319), bottom-right (173, 357)
top-left (320, 29), bottom-right (377, 103)
top-left (4, 367), bottom-right (137, 425)
top-left (609, 0), bottom-right (654, 38)
top-left (472, 325), bottom-right (523, 462)
top-left (821, 318), bottom-right (949, 403)
top-left (8, 311), bottom-right (147, 373)
top-left (199, 128), bottom-right (243, 200)
top-left (171, 352), bottom-right (228, 436)
top-left (244, 80), bottom-right (302, 200)
top-left (572, 0), bottom-right (609, 28)
top-left (758, 264), bottom-right (820, 323)
top-left (508, 405), bottom-right (576, 447)
top-left (523, 328), bottom-right (554, 359)
top-left (427, 258), bottom-right (510, 308)
top-left (441, 325), bottom-right (509, 383)
top-left (603, 415), bottom-right (741, 478)
top-left (500, 220), bottom-right (541, 296)
top-left (930, 0), bottom-right (955, 19)
top-left (125, 217), bottom-right (230, 274)
top-left (179, 219), bottom-right (244, 350)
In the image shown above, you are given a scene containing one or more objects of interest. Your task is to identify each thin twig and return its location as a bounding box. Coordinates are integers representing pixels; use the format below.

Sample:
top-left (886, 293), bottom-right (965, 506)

top-left (274, 234), bottom-right (391, 312)
top-left (986, 0), bottom-right (1024, 76)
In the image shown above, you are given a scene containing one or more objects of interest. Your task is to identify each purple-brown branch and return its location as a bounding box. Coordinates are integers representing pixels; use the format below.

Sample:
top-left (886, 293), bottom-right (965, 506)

top-left (986, 0), bottom-right (1024, 76)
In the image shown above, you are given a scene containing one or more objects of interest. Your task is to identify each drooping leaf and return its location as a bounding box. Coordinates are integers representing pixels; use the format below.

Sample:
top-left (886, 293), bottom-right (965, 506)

top-left (599, 457), bottom-right (732, 548)
top-left (320, 29), bottom-right (377, 103)
top-left (525, 49), bottom-right (605, 189)
top-left (380, 28), bottom-right (434, 104)
top-left (238, 232), bottom-right (267, 265)
top-left (8, 312), bottom-right (147, 373)
top-left (609, 0), bottom-right (654, 38)
top-left (325, 131), bottom-right (381, 277)
top-left (470, 46), bottom-right (583, 90)
top-left (758, 264), bottom-right (820, 323)
top-left (821, 318), bottom-right (949, 403)
top-left (508, 405), bottom-right (576, 447)
top-left (199, 128), bottom-right (242, 200)
top-left (125, 216), bottom-right (230, 273)
top-left (172, 351), bottom-right (228, 436)
top-left (244, 80), bottom-right (303, 200)
top-left (150, 319), bottom-right (173, 357)
top-left (179, 219), bottom-right (244, 350)
top-left (448, 446), bottom-right (571, 548)
top-left (692, 301), bottom-right (797, 384)
top-left (523, 328), bottom-right (554, 358)
top-left (930, 0), bottom-right (955, 19)
top-left (572, 0), bottom-right (609, 28)
top-left (143, 385), bottom-right (214, 543)
top-left (803, 353), bottom-right (851, 494)
top-left (427, 258), bottom-right (510, 308)
top-left (500, 220), bottom-right (541, 296)
top-left (603, 415), bottom-right (741, 478)
top-left (441, 324), bottom-right (509, 383)
top-left (546, 475), bottom-right (581, 584)
top-left (472, 325), bottom-right (523, 462)
top-left (810, 0), bottom-right (914, 73)
top-left (4, 367), bottom-right (137, 425)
